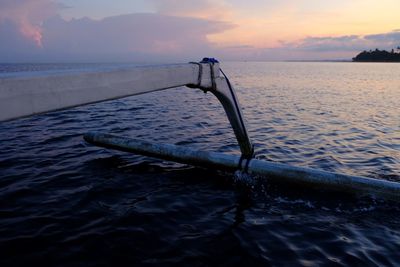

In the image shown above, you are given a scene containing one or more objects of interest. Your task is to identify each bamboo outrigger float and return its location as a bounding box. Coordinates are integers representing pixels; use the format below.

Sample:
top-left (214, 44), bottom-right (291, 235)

top-left (1, 58), bottom-right (399, 199)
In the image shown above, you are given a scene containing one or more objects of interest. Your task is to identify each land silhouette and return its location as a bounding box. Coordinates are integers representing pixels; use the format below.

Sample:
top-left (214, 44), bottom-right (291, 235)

top-left (353, 48), bottom-right (400, 62)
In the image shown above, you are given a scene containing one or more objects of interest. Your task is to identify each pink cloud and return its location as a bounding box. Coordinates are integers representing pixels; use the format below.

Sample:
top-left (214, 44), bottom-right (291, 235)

top-left (0, 0), bottom-right (57, 46)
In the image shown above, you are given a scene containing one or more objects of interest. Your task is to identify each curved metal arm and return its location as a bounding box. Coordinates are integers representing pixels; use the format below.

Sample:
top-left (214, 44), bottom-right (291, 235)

top-left (187, 61), bottom-right (254, 158)
top-left (210, 77), bottom-right (253, 158)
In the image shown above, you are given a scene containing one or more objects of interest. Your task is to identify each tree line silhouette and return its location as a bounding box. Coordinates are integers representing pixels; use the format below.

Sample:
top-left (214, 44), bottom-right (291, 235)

top-left (353, 47), bottom-right (400, 62)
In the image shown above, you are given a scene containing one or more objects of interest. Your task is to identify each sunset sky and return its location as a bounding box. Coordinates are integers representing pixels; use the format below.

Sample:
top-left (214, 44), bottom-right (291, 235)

top-left (1, 0), bottom-right (400, 62)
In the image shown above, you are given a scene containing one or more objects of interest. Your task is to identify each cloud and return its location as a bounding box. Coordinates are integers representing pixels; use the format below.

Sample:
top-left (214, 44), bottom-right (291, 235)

top-left (282, 30), bottom-right (400, 54)
top-left (364, 31), bottom-right (400, 44)
top-left (0, 19), bottom-right (42, 62)
top-left (150, 0), bottom-right (232, 20)
top-left (0, 13), bottom-right (234, 62)
top-left (214, 30), bottom-right (400, 61)
top-left (0, 0), bottom-right (58, 46)
top-left (0, 0), bottom-right (238, 62)
top-left (288, 35), bottom-right (364, 52)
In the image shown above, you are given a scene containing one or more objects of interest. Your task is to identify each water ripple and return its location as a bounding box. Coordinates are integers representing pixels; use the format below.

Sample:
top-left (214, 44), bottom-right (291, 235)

top-left (0, 62), bottom-right (399, 266)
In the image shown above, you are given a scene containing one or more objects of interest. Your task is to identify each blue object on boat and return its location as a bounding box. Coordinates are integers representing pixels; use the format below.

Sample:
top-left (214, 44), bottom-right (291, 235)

top-left (200, 57), bottom-right (219, 63)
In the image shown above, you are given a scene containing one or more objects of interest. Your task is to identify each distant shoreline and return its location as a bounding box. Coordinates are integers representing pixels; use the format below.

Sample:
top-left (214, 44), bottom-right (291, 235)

top-left (352, 60), bottom-right (400, 63)
top-left (284, 60), bottom-right (351, 63)
top-left (352, 49), bottom-right (400, 62)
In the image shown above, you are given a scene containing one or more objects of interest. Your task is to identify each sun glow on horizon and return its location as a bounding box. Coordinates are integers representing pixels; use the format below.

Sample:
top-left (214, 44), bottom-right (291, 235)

top-left (205, 0), bottom-right (400, 51)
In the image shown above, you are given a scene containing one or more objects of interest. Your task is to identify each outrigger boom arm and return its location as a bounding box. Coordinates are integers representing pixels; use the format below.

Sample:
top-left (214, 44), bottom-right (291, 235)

top-left (0, 59), bottom-right (253, 158)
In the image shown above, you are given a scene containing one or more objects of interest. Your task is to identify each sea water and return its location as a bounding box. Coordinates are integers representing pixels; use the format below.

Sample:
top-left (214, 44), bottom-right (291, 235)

top-left (0, 62), bottom-right (399, 266)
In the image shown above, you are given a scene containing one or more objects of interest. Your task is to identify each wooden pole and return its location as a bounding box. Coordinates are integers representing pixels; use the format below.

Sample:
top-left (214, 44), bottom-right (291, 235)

top-left (85, 132), bottom-right (400, 200)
